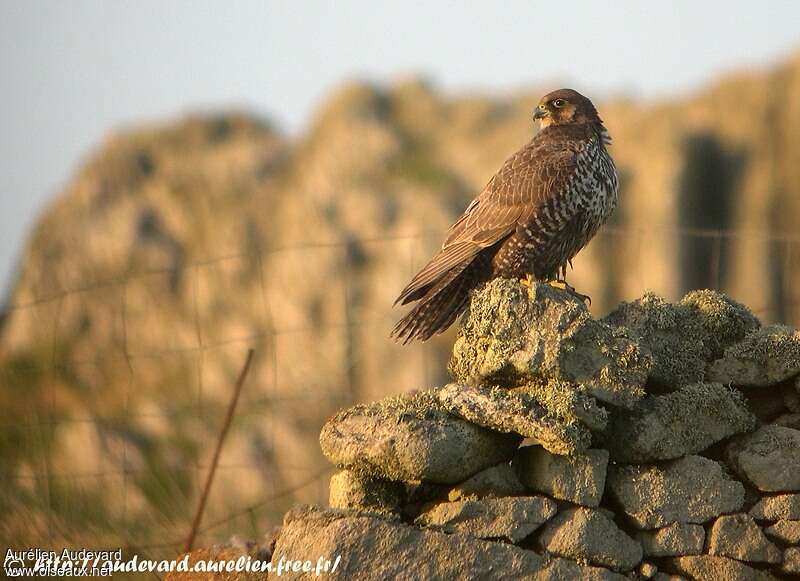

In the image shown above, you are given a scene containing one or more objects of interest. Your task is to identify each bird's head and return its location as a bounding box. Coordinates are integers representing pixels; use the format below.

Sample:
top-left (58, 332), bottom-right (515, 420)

top-left (534, 89), bottom-right (601, 128)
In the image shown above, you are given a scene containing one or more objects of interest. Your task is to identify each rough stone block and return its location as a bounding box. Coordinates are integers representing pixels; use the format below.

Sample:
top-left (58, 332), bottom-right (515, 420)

top-left (320, 388), bottom-right (520, 483)
top-left (537, 506), bottom-right (643, 572)
top-left (604, 383), bottom-right (755, 463)
top-left (707, 513), bottom-right (782, 564)
top-left (515, 445), bottom-right (608, 507)
top-left (635, 523), bottom-right (705, 557)
top-left (415, 496), bottom-right (557, 543)
top-left (607, 455), bottom-right (744, 529)
top-left (708, 325), bottom-right (800, 387)
top-left (449, 279), bottom-right (651, 407)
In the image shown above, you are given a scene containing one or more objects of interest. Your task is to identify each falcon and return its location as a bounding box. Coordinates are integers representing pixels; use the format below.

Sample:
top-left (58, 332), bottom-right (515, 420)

top-left (391, 89), bottom-right (618, 344)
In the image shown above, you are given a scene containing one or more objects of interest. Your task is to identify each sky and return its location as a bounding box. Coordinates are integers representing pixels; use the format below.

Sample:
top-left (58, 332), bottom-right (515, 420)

top-left (1, 1), bottom-right (799, 298)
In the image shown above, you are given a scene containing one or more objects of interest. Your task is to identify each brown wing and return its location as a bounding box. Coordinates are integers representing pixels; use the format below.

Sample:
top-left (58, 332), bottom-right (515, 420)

top-left (395, 135), bottom-right (580, 305)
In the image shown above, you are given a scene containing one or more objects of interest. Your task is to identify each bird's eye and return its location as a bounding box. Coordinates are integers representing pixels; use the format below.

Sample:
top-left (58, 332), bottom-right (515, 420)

top-left (553, 99), bottom-right (567, 108)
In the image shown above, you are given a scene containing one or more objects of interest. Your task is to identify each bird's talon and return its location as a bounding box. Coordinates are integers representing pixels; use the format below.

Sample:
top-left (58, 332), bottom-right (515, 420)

top-left (550, 279), bottom-right (591, 305)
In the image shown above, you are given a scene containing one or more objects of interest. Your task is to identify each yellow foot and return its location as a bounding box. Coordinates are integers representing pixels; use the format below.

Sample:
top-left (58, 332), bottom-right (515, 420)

top-left (548, 279), bottom-right (592, 305)
top-left (520, 273), bottom-right (536, 288)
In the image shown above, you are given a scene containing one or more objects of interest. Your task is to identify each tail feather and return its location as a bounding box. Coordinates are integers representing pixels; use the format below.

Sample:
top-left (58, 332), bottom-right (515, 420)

top-left (390, 262), bottom-right (477, 344)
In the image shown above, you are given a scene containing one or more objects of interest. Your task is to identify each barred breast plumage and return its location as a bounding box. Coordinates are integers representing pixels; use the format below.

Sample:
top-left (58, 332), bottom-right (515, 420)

top-left (392, 89), bottom-right (618, 343)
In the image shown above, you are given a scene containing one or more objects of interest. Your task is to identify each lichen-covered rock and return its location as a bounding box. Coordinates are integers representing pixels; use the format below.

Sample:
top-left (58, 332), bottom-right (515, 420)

top-left (607, 455), bottom-right (745, 529)
top-left (784, 547), bottom-right (800, 576)
top-left (447, 462), bottom-right (525, 501)
top-left (513, 378), bottom-right (609, 431)
top-left (328, 470), bottom-right (404, 516)
top-left (727, 425), bottom-right (800, 491)
top-left (750, 493), bottom-right (800, 521)
top-left (435, 382), bottom-right (590, 455)
top-left (774, 413), bottom-right (800, 430)
top-left (707, 514), bottom-right (782, 564)
top-left (708, 325), bottom-right (800, 386)
top-left (667, 556), bottom-right (778, 581)
top-left (635, 523), bottom-right (705, 557)
top-left (603, 292), bottom-right (706, 388)
top-left (764, 519), bottom-right (800, 544)
top-left (449, 279), bottom-right (651, 407)
top-left (603, 383), bottom-right (755, 462)
top-left (679, 289), bottom-right (761, 361)
top-left (415, 496), bottom-right (556, 543)
top-left (537, 507), bottom-right (643, 572)
top-left (274, 505), bottom-right (626, 580)
top-left (514, 446), bottom-right (608, 507)
top-left (319, 389), bottom-right (520, 483)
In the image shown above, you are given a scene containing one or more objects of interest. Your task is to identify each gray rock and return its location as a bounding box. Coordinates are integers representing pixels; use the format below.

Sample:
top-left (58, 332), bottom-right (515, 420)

top-left (607, 455), bottom-right (745, 529)
top-left (328, 470), bottom-right (404, 516)
top-left (635, 523), bottom-right (705, 557)
top-left (273, 505), bottom-right (626, 580)
top-left (728, 425), bottom-right (800, 491)
top-left (319, 388), bottom-right (520, 484)
top-left (708, 324), bottom-right (800, 387)
top-left (784, 547), bottom-right (800, 576)
top-left (603, 292), bottom-right (708, 388)
top-left (764, 519), bottom-right (800, 544)
top-left (514, 446), bottom-right (608, 507)
top-left (707, 514), bottom-right (782, 564)
top-left (668, 556), bottom-right (778, 581)
top-left (537, 506), bottom-right (643, 572)
top-left (679, 289), bottom-right (761, 361)
top-left (449, 279), bottom-right (652, 408)
top-left (415, 496), bottom-right (556, 543)
top-left (604, 383), bottom-right (755, 463)
top-left (750, 493), bottom-right (800, 521)
top-left (774, 413), bottom-right (800, 430)
top-left (512, 378), bottom-right (609, 431)
top-left (436, 382), bottom-right (590, 455)
top-left (447, 462), bottom-right (525, 502)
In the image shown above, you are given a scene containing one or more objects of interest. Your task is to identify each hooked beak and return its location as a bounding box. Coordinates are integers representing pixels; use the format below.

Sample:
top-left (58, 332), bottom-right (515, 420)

top-left (533, 106), bottom-right (549, 120)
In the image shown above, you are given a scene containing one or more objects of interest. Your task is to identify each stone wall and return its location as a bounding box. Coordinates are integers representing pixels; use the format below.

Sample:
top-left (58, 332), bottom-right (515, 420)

top-left (272, 280), bottom-right (800, 579)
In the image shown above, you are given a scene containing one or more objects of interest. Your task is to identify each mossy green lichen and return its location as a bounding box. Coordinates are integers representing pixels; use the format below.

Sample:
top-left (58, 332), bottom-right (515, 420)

top-left (450, 278), bottom-right (651, 408)
top-left (679, 289), bottom-right (761, 361)
top-left (320, 388), bottom-right (520, 483)
top-left (604, 383), bottom-right (756, 462)
top-left (514, 378), bottom-right (608, 432)
top-left (604, 292), bottom-right (707, 388)
top-left (436, 383), bottom-right (590, 455)
top-left (709, 325), bottom-right (800, 386)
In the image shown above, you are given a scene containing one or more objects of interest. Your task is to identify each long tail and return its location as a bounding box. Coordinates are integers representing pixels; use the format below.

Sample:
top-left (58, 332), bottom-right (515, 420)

top-left (390, 261), bottom-right (481, 344)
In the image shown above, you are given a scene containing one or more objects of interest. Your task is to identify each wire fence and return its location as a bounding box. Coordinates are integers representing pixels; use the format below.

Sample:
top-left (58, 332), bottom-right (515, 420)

top-left (0, 225), bottom-right (798, 558)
